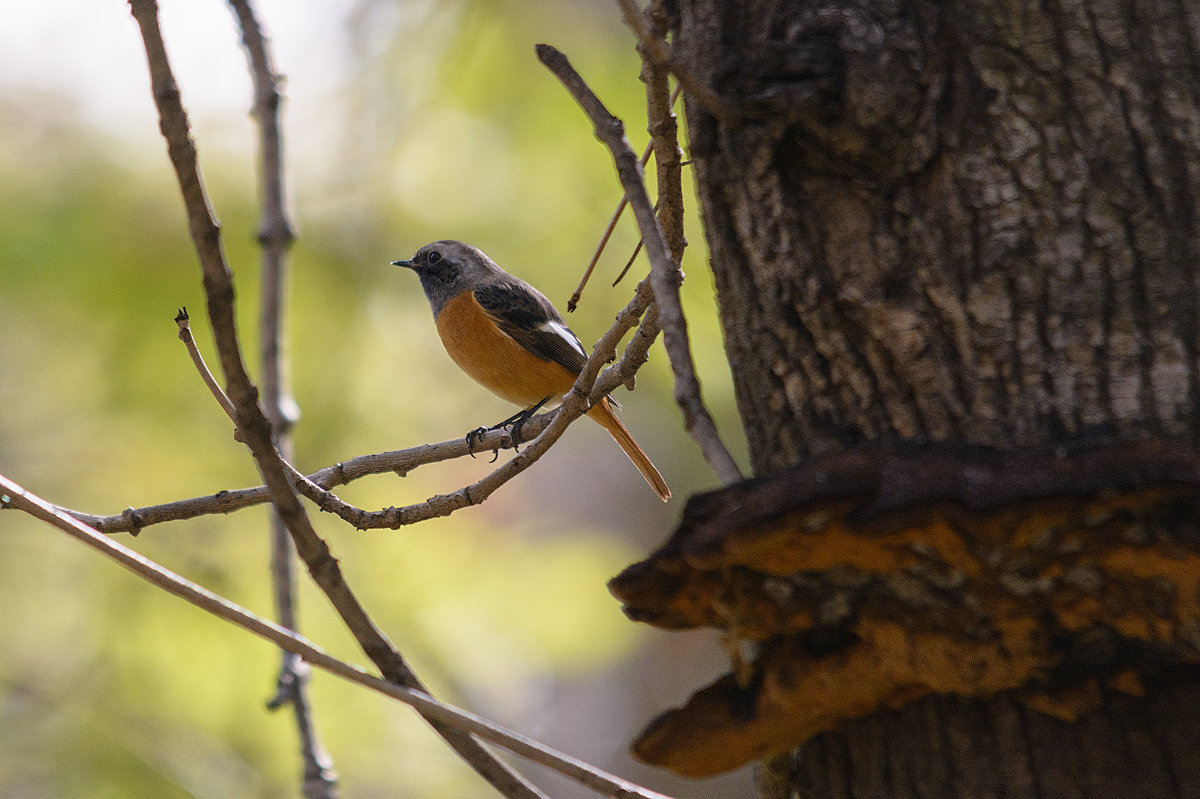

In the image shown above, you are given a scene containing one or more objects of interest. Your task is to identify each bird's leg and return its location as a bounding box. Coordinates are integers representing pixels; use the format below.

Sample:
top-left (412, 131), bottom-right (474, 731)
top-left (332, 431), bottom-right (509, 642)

top-left (505, 397), bottom-right (550, 453)
top-left (465, 397), bottom-right (551, 458)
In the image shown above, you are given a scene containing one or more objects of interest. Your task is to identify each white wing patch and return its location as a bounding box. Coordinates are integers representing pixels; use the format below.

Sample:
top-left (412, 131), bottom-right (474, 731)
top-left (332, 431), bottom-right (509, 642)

top-left (541, 320), bottom-right (587, 359)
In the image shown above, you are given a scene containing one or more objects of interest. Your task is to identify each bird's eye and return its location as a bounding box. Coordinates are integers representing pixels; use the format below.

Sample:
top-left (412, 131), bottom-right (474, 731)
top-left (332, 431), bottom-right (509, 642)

top-left (426, 251), bottom-right (443, 265)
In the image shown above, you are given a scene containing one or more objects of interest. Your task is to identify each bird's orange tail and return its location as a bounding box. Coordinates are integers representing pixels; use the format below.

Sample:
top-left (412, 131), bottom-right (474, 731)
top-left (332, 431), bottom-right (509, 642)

top-left (587, 399), bottom-right (671, 502)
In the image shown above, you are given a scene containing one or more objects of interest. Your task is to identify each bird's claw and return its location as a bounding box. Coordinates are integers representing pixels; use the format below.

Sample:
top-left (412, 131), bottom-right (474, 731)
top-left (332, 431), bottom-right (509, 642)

top-left (465, 427), bottom-right (489, 458)
top-left (465, 397), bottom-right (549, 461)
top-left (465, 426), bottom-right (504, 462)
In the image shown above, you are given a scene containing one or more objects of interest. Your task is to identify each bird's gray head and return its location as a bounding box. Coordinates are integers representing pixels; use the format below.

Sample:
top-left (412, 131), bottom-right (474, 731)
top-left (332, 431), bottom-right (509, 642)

top-left (391, 240), bottom-right (503, 316)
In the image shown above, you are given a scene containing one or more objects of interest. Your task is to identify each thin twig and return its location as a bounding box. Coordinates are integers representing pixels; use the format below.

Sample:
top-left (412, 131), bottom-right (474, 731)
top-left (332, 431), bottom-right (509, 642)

top-left (225, 2), bottom-right (334, 793)
top-left (0, 475), bottom-right (676, 799)
top-left (614, 239), bottom-right (642, 287)
top-left (128, 3), bottom-right (546, 796)
top-left (175, 308), bottom-right (237, 422)
top-left (571, 85), bottom-right (682, 310)
top-left (537, 44), bottom-right (743, 486)
top-left (569, 139), bottom-right (653, 312)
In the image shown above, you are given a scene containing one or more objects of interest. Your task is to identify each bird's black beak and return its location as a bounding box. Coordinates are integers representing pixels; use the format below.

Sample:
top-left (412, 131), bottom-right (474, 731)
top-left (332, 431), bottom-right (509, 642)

top-left (391, 258), bottom-right (415, 269)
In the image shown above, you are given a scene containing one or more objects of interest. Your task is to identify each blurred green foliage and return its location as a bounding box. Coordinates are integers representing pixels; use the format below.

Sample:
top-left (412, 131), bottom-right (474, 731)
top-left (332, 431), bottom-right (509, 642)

top-left (0, 1), bottom-right (749, 797)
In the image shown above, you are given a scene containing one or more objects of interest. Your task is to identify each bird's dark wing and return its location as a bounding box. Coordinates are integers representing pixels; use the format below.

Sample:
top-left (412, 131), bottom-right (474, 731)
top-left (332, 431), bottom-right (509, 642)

top-left (474, 279), bottom-right (588, 375)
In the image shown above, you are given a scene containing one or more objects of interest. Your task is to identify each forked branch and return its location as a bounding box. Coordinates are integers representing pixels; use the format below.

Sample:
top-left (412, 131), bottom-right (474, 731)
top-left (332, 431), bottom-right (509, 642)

top-left (537, 43), bottom-right (743, 486)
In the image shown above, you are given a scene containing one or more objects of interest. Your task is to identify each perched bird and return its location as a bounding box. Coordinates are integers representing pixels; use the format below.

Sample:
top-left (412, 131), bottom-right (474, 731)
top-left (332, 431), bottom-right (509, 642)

top-left (392, 240), bottom-right (670, 501)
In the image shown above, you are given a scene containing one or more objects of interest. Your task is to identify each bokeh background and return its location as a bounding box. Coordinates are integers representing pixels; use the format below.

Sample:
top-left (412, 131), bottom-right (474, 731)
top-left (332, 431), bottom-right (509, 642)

top-left (0, 1), bottom-right (752, 797)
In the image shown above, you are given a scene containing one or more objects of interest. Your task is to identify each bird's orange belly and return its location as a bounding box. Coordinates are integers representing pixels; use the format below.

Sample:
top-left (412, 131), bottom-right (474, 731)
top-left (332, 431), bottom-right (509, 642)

top-left (435, 292), bottom-right (578, 407)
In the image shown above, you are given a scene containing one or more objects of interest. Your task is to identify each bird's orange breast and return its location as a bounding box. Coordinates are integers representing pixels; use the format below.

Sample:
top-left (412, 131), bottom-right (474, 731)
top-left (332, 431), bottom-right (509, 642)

top-left (435, 291), bottom-right (578, 407)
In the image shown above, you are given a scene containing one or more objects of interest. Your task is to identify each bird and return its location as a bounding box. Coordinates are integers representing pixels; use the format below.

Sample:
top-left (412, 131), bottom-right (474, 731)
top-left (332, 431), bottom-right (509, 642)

top-left (392, 240), bottom-right (670, 502)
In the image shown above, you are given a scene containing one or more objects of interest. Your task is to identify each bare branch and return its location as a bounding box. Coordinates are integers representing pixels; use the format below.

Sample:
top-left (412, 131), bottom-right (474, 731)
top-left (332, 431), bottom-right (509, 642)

top-left (611, 200), bottom-right (666, 290)
top-left (612, 0), bottom-right (734, 123)
top-left (229, 0), bottom-right (297, 436)
top-left (572, 84), bottom-right (682, 310)
top-left (225, 1), bottom-right (333, 793)
top-left (569, 139), bottom-right (654, 312)
top-left (175, 307), bottom-right (238, 425)
top-left (128, 3), bottom-right (546, 795)
top-left (536, 43), bottom-right (743, 486)
top-left (615, 283), bottom-right (661, 393)
top-left (61, 421), bottom-right (538, 534)
top-left (640, 6), bottom-right (686, 265)
top-left (1, 475), bottom-right (677, 799)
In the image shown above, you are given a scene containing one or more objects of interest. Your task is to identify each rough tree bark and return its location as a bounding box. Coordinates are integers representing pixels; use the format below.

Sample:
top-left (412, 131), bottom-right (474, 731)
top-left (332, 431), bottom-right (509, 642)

top-left (671, 0), bottom-right (1200, 795)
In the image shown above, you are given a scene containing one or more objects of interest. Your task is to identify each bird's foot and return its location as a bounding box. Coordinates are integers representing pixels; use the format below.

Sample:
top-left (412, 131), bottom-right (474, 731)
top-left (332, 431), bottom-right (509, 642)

top-left (464, 397), bottom-right (551, 459)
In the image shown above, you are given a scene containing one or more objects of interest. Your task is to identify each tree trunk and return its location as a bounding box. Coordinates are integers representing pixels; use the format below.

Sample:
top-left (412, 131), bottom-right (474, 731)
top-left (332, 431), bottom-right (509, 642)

top-left (677, 0), bottom-right (1200, 794)
top-left (779, 684), bottom-right (1200, 799)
